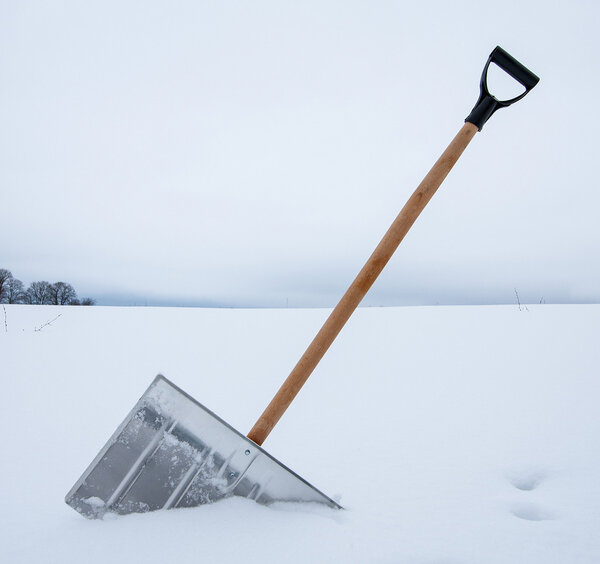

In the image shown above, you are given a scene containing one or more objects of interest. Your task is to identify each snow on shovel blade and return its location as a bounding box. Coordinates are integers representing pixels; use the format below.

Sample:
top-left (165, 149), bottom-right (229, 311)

top-left (65, 375), bottom-right (340, 518)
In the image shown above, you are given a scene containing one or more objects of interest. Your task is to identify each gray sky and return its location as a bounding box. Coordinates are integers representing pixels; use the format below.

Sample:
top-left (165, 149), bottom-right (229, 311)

top-left (1, 1), bottom-right (598, 307)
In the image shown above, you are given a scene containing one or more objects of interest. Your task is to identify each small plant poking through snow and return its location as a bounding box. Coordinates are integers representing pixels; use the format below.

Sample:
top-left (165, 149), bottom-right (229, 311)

top-left (514, 288), bottom-right (529, 312)
top-left (34, 314), bottom-right (62, 332)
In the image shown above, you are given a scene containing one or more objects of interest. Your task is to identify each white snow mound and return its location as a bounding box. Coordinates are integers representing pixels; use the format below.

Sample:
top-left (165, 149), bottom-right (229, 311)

top-left (1, 303), bottom-right (599, 563)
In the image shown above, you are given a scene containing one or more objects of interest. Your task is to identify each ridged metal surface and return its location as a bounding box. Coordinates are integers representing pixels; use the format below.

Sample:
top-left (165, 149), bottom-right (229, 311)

top-left (65, 375), bottom-right (340, 518)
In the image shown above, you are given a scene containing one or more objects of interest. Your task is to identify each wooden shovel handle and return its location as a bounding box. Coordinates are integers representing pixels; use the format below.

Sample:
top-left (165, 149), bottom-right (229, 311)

top-left (247, 122), bottom-right (479, 445)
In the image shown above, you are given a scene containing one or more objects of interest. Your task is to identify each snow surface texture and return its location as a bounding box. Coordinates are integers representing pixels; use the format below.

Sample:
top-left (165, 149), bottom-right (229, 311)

top-left (1, 304), bottom-right (599, 563)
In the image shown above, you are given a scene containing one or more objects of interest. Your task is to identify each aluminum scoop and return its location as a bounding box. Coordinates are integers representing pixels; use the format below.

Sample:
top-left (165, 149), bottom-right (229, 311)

top-left (66, 375), bottom-right (339, 518)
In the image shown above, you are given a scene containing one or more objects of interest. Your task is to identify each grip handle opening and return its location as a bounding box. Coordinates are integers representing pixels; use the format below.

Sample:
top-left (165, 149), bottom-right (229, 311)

top-left (465, 46), bottom-right (540, 131)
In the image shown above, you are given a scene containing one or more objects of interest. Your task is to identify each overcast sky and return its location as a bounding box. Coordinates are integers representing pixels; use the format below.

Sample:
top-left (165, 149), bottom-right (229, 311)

top-left (1, 1), bottom-right (598, 307)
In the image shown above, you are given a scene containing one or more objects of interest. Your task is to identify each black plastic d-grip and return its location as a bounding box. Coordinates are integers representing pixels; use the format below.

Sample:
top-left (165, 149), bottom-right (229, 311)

top-left (465, 46), bottom-right (540, 131)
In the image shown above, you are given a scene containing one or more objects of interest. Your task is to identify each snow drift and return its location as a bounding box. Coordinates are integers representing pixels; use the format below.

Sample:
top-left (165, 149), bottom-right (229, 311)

top-left (1, 303), bottom-right (599, 563)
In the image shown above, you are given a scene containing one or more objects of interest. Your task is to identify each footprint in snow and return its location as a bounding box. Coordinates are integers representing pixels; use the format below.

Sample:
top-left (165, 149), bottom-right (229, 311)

top-left (506, 469), bottom-right (545, 491)
top-left (511, 502), bottom-right (555, 521)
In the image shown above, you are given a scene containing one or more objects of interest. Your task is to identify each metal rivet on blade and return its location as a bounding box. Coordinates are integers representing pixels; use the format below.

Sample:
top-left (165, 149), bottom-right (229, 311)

top-left (229, 472), bottom-right (236, 478)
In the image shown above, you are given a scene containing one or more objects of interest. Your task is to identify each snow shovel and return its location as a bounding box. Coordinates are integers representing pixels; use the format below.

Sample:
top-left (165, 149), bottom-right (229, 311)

top-left (66, 46), bottom-right (539, 518)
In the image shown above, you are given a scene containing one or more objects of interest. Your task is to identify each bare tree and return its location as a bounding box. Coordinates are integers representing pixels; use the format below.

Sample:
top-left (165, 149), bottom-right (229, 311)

top-left (0, 269), bottom-right (12, 303)
top-left (2, 267), bottom-right (95, 306)
top-left (26, 281), bottom-right (52, 305)
top-left (49, 281), bottom-right (78, 305)
top-left (5, 277), bottom-right (26, 304)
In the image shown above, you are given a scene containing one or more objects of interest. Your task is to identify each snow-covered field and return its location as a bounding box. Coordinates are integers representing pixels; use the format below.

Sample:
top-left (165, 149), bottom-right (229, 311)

top-left (1, 303), bottom-right (599, 563)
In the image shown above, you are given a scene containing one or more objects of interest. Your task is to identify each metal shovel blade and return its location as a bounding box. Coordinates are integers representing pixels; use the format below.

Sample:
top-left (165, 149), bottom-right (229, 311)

top-left (65, 375), bottom-right (340, 518)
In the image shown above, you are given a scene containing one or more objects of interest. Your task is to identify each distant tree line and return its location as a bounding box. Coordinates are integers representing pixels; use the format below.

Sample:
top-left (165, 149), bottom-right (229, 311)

top-left (0, 268), bottom-right (95, 305)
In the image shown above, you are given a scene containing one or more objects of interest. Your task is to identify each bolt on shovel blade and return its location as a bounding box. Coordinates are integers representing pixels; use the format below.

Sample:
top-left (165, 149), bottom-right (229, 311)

top-left (65, 375), bottom-right (340, 518)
